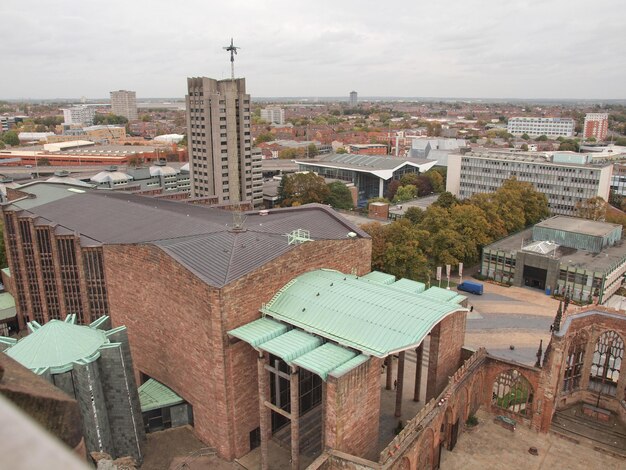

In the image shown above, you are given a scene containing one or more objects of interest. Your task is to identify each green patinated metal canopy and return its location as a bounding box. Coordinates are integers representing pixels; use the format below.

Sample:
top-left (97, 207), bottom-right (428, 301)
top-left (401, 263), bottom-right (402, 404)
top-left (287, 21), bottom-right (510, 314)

top-left (229, 269), bottom-right (467, 380)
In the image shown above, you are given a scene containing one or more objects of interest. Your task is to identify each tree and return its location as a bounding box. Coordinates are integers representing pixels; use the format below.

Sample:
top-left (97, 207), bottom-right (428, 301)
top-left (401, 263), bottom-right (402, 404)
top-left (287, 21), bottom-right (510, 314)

top-left (255, 133), bottom-right (274, 144)
top-left (393, 185), bottom-right (417, 203)
top-left (326, 182), bottom-right (353, 210)
top-left (576, 196), bottom-right (607, 221)
top-left (399, 173), bottom-right (419, 187)
top-left (307, 143), bottom-right (319, 158)
top-left (94, 114), bottom-right (128, 125)
top-left (425, 170), bottom-right (444, 193)
top-left (385, 180), bottom-right (401, 200)
top-left (521, 133), bottom-right (530, 140)
top-left (0, 141), bottom-right (5, 150)
top-left (558, 139), bottom-right (579, 152)
top-left (403, 207), bottom-right (424, 225)
top-left (1, 131), bottom-right (19, 146)
top-left (521, 143), bottom-right (529, 151)
top-left (336, 147), bottom-right (347, 154)
top-left (278, 173), bottom-right (330, 207)
top-left (448, 204), bottom-right (493, 263)
top-left (535, 135), bottom-right (548, 141)
top-left (415, 175), bottom-right (434, 196)
top-left (278, 148), bottom-right (299, 159)
top-left (433, 192), bottom-right (459, 209)
top-left (362, 219), bottom-right (430, 282)
top-left (467, 193), bottom-right (507, 240)
top-left (38, 158), bottom-right (51, 166)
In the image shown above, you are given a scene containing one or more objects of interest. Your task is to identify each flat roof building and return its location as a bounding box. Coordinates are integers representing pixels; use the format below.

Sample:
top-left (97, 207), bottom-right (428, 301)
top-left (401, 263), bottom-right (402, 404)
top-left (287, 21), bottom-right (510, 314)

top-left (507, 117), bottom-right (575, 138)
top-left (260, 106), bottom-right (285, 125)
top-left (296, 153), bottom-right (436, 206)
top-left (110, 90), bottom-right (138, 121)
top-left (447, 149), bottom-right (613, 216)
top-left (481, 215), bottom-right (626, 303)
top-left (62, 106), bottom-right (96, 126)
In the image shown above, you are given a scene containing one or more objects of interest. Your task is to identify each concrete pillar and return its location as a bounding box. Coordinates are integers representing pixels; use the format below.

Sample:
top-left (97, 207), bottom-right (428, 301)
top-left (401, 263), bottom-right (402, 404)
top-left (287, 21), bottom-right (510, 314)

top-left (290, 367), bottom-right (300, 470)
top-left (257, 353), bottom-right (270, 470)
top-left (378, 178), bottom-right (384, 198)
top-left (395, 351), bottom-right (405, 418)
top-left (386, 356), bottom-right (393, 390)
top-left (413, 344), bottom-right (423, 402)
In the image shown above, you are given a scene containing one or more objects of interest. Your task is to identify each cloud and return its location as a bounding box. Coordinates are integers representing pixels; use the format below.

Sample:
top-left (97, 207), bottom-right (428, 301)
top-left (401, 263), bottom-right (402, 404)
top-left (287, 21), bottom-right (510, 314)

top-left (1, 0), bottom-right (624, 99)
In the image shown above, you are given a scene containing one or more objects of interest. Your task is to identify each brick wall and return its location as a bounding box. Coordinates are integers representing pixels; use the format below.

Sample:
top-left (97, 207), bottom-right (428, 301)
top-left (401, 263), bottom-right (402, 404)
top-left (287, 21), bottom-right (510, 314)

top-left (103, 236), bottom-right (371, 460)
top-left (324, 358), bottom-right (382, 461)
top-left (426, 311), bottom-right (466, 401)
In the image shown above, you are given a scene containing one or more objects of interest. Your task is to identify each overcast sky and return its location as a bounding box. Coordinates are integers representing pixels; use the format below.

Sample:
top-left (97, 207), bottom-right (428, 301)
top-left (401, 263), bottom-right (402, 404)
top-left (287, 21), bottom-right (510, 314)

top-left (1, 0), bottom-right (625, 100)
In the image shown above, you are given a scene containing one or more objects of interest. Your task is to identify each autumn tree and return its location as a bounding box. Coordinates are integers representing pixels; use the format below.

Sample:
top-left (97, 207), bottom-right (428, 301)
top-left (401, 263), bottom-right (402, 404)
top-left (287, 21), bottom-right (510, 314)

top-left (432, 191), bottom-right (459, 209)
top-left (576, 196), bottom-right (607, 221)
top-left (393, 185), bottom-right (417, 203)
top-left (385, 180), bottom-right (401, 200)
top-left (425, 170), bottom-right (444, 193)
top-left (278, 172), bottom-right (330, 207)
top-left (403, 207), bottom-right (424, 225)
top-left (255, 133), bottom-right (274, 144)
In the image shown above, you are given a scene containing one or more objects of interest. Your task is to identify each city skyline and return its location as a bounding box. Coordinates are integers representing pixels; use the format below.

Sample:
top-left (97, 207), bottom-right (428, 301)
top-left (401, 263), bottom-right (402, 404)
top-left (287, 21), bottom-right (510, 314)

top-left (2, 0), bottom-right (625, 100)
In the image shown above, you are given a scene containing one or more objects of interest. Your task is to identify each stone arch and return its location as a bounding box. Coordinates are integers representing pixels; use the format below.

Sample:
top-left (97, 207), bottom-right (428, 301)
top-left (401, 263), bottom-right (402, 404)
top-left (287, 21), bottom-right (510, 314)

top-left (588, 330), bottom-right (624, 397)
top-left (562, 330), bottom-right (588, 393)
top-left (416, 427), bottom-right (434, 470)
top-left (491, 369), bottom-right (534, 417)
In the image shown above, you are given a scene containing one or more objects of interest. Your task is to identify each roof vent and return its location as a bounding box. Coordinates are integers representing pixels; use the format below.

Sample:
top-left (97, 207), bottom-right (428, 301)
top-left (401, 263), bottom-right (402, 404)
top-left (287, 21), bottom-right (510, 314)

top-left (259, 209), bottom-right (269, 216)
top-left (347, 232), bottom-right (357, 238)
top-left (287, 229), bottom-right (311, 245)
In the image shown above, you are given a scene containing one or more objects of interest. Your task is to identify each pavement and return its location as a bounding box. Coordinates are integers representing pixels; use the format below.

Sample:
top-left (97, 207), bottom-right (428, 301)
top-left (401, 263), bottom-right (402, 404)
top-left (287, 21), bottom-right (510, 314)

top-left (459, 281), bottom-right (560, 365)
top-left (440, 409), bottom-right (625, 470)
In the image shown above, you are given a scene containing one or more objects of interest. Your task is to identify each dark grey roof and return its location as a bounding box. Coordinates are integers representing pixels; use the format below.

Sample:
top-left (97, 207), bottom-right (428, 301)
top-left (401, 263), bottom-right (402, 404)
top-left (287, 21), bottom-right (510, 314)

top-left (7, 183), bottom-right (367, 287)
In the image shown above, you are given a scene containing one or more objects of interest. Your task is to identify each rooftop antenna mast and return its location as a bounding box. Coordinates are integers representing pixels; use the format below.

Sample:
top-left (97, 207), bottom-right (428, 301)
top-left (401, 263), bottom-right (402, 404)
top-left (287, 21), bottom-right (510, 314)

top-left (223, 38), bottom-right (240, 80)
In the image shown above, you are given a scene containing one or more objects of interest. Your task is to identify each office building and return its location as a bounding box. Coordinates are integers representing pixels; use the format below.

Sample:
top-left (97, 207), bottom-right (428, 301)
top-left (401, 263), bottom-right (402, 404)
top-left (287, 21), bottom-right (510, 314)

top-left (0, 314), bottom-right (146, 461)
top-left (110, 90), bottom-right (138, 121)
top-left (507, 117), bottom-right (575, 138)
top-left (260, 106), bottom-right (285, 125)
top-left (447, 150), bottom-right (613, 216)
top-left (296, 153), bottom-right (436, 206)
top-left (61, 106), bottom-right (96, 126)
top-left (186, 77), bottom-right (262, 206)
top-left (481, 216), bottom-right (626, 303)
top-left (349, 90), bottom-right (358, 107)
top-left (583, 113), bottom-right (609, 141)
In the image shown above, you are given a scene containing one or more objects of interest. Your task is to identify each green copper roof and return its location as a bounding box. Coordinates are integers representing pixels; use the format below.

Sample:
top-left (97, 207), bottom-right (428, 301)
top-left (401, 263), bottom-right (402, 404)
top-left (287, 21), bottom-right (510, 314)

top-left (229, 317), bottom-right (290, 347)
top-left (419, 286), bottom-right (466, 304)
top-left (3, 316), bottom-right (109, 374)
top-left (362, 271), bottom-right (396, 285)
top-left (259, 329), bottom-right (322, 363)
top-left (329, 354), bottom-right (369, 378)
top-left (261, 269), bottom-right (467, 357)
top-left (389, 278), bottom-right (426, 294)
top-left (292, 343), bottom-right (357, 380)
top-left (138, 378), bottom-right (184, 412)
top-left (1, 267), bottom-right (10, 278)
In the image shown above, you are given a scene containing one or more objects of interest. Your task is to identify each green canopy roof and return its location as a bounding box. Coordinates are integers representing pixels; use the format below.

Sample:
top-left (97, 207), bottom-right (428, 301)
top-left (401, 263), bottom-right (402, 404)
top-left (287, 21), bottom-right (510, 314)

top-left (260, 329), bottom-right (322, 363)
top-left (0, 292), bottom-right (16, 321)
top-left (292, 343), bottom-right (358, 380)
top-left (3, 316), bottom-right (109, 374)
top-left (260, 269), bottom-right (467, 357)
top-left (138, 378), bottom-right (184, 412)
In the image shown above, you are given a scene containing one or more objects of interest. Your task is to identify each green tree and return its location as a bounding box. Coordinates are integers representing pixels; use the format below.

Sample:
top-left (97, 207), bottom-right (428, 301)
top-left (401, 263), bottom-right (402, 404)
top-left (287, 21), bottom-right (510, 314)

top-left (521, 143), bottom-right (529, 151)
top-left (0, 141), bottom-right (5, 150)
top-left (326, 182), bottom-right (354, 210)
top-left (403, 206), bottom-right (424, 225)
top-left (467, 193), bottom-right (507, 240)
top-left (433, 191), bottom-right (459, 209)
top-left (449, 204), bottom-right (493, 263)
top-left (336, 147), bottom-right (347, 154)
top-left (399, 173), bottom-right (420, 187)
top-left (393, 185), bottom-right (417, 203)
top-left (278, 148), bottom-right (299, 159)
top-left (535, 135), bottom-right (548, 141)
top-left (558, 139), bottom-right (579, 152)
top-left (424, 170), bottom-right (446, 193)
top-left (307, 143), bottom-right (319, 157)
top-left (278, 173), bottom-right (330, 207)
top-left (255, 133), bottom-right (274, 144)
top-left (362, 219), bottom-right (430, 282)
top-left (1, 131), bottom-right (19, 146)
top-left (94, 114), bottom-right (128, 125)
top-left (521, 133), bottom-right (530, 140)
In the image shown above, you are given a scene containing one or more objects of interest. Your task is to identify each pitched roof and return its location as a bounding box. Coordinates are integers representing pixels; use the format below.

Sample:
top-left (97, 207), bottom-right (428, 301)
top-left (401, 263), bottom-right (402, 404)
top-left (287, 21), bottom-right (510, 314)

top-left (5, 183), bottom-right (368, 287)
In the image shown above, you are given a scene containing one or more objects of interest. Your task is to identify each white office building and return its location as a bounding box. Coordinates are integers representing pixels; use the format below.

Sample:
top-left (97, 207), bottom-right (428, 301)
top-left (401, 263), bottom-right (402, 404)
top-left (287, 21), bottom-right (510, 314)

top-left (507, 117), bottom-right (575, 138)
top-left (447, 149), bottom-right (613, 216)
top-left (260, 106), bottom-right (285, 125)
top-left (61, 106), bottom-right (96, 126)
